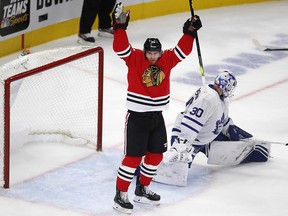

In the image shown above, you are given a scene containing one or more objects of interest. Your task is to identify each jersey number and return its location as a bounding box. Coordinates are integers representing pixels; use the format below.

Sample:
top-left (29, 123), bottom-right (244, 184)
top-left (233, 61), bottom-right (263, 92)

top-left (191, 107), bottom-right (204, 117)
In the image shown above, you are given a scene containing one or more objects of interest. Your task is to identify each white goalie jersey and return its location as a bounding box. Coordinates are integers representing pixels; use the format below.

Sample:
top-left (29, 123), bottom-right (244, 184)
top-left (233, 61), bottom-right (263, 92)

top-left (171, 84), bottom-right (230, 146)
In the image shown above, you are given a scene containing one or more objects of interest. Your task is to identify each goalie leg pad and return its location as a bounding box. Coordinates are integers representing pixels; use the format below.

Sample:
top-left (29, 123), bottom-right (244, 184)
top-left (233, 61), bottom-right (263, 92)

top-left (153, 162), bottom-right (189, 186)
top-left (207, 139), bottom-right (271, 165)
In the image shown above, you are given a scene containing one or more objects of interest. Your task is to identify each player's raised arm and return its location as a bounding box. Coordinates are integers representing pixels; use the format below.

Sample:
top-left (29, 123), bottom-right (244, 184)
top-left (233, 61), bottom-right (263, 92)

top-left (112, 2), bottom-right (131, 59)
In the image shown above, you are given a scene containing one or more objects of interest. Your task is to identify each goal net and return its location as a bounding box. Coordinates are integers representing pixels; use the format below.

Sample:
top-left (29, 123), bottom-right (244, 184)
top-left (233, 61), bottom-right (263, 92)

top-left (0, 46), bottom-right (103, 188)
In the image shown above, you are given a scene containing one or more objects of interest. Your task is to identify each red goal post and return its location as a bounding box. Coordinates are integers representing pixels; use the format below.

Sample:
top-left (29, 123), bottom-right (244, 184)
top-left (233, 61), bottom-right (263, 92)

top-left (0, 46), bottom-right (104, 188)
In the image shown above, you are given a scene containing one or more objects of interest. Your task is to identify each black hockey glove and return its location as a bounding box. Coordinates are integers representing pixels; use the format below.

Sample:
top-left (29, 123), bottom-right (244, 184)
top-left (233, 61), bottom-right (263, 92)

top-left (112, 2), bottom-right (130, 30)
top-left (183, 15), bottom-right (202, 37)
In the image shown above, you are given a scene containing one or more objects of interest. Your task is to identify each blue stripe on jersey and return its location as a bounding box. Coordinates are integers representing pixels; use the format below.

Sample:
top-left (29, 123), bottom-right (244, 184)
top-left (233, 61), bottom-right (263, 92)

top-left (184, 115), bottom-right (204, 127)
top-left (181, 122), bottom-right (199, 133)
top-left (172, 128), bottom-right (181, 133)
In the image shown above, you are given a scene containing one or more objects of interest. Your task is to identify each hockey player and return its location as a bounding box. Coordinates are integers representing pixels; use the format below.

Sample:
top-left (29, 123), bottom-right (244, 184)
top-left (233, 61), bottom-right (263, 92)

top-left (112, 2), bottom-right (202, 214)
top-left (157, 71), bottom-right (271, 186)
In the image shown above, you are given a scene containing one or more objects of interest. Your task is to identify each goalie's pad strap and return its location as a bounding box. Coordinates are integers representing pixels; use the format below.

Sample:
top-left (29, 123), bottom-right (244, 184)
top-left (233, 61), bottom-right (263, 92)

top-left (241, 144), bottom-right (270, 163)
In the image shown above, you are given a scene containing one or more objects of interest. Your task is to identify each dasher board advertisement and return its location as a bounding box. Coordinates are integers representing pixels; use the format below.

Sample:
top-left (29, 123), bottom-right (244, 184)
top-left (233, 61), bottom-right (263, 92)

top-left (0, 0), bottom-right (83, 41)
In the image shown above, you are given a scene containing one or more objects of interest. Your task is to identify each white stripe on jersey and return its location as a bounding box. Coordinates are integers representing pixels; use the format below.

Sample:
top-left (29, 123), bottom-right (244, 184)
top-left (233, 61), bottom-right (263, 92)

top-left (174, 45), bottom-right (187, 61)
top-left (126, 91), bottom-right (170, 112)
top-left (115, 44), bottom-right (131, 58)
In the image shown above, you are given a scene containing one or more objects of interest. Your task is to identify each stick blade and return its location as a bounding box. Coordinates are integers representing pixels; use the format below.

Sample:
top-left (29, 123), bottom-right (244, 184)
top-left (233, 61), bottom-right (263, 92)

top-left (252, 38), bottom-right (267, 51)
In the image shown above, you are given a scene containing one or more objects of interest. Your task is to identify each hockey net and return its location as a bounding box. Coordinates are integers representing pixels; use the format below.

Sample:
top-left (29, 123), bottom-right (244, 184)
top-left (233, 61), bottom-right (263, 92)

top-left (0, 46), bottom-right (103, 188)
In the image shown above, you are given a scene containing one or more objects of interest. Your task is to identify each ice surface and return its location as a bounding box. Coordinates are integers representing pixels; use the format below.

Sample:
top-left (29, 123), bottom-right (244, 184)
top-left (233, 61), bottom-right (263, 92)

top-left (0, 1), bottom-right (287, 216)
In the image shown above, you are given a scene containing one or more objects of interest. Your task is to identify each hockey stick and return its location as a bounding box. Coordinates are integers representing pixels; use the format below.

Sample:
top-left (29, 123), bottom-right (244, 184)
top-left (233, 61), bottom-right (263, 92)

top-left (242, 138), bottom-right (288, 146)
top-left (252, 39), bottom-right (288, 51)
top-left (266, 141), bottom-right (288, 146)
top-left (189, 0), bottom-right (207, 92)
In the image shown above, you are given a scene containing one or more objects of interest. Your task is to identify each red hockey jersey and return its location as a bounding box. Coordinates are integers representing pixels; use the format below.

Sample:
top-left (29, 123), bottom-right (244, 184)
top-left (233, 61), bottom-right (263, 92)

top-left (113, 29), bottom-right (195, 112)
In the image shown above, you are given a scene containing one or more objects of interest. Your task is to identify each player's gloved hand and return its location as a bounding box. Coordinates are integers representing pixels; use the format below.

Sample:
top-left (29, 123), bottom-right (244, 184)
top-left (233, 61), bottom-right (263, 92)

top-left (163, 138), bottom-right (193, 164)
top-left (112, 2), bottom-right (130, 30)
top-left (183, 15), bottom-right (202, 37)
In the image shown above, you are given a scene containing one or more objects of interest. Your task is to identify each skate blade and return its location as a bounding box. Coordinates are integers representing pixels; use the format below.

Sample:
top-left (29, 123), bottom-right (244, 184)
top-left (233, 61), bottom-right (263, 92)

top-left (77, 39), bottom-right (95, 46)
top-left (133, 196), bottom-right (160, 206)
top-left (98, 32), bottom-right (113, 38)
top-left (113, 202), bottom-right (132, 214)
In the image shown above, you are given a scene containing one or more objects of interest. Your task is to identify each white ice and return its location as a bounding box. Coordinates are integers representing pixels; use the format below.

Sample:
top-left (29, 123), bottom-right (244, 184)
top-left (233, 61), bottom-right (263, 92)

top-left (0, 1), bottom-right (288, 216)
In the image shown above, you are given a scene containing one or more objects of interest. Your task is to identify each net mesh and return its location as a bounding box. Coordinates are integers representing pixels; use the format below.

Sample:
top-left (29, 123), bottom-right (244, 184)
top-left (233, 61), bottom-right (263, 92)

top-left (0, 46), bottom-right (102, 187)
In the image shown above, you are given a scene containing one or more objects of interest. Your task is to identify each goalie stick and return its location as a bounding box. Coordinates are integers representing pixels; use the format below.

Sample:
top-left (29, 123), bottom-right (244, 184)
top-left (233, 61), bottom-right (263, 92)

top-left (254, 139), bottom-right (288, 146)
top-left (252, 39), bottom-right (288, 51)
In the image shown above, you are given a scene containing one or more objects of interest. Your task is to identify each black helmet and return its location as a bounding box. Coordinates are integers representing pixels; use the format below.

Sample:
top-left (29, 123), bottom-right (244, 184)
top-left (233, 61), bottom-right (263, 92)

top-left (143, 38), bottom-right (162, 52)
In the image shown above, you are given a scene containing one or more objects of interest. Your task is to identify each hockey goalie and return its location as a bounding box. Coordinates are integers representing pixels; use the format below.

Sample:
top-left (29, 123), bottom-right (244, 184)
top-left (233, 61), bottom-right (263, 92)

top-left (153, 71), bottom-right (271, 186)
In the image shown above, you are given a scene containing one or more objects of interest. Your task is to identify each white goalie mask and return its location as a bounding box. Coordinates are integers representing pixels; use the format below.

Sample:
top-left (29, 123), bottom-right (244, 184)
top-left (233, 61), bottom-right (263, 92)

top-left (215, 71), bottom-right (237, 98)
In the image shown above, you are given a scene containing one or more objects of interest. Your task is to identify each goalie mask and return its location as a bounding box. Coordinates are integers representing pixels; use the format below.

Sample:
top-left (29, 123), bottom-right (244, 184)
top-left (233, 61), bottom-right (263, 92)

top-left (215, 71), bottom-right (237, 98)
top-left (144, 38), bottom-right (162, 52)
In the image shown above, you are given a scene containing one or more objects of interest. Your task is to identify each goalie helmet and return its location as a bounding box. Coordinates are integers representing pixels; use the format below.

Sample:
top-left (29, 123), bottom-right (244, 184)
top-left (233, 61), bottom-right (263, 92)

top-left (144, 38), bottom-right (162, 52)
top-left (215, 71), bottom-right (237, 98)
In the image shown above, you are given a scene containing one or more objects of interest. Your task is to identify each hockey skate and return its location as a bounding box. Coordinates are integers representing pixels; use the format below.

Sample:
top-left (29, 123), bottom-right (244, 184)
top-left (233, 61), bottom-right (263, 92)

top-left (133, 177), bottom-right (160, 205)
top-left (113, 188), bottom-right (133, 214)
top-left (98, 28), bottom-right (114, 38)
top-left (77, 33), bottom-right (95, 46)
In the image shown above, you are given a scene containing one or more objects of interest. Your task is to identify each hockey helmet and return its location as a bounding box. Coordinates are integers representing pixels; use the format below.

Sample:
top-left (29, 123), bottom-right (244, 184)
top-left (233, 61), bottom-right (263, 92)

top-left (144, 38), bottom-right (162, 52)
top-left (215, 71), bottom-right (237, 98)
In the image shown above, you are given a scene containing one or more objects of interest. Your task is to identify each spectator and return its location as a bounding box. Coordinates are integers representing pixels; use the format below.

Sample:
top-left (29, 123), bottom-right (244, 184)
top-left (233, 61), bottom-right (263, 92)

top-left (78, 0), bottom-right (116, 45)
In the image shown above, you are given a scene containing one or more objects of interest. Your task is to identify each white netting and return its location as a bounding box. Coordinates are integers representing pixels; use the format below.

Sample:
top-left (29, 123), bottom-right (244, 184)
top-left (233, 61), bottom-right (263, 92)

top-left (0, 46), bottom-right (102, 187)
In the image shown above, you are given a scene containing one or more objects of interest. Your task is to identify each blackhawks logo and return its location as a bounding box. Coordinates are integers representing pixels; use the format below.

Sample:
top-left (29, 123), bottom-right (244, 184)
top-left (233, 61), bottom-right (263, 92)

top-left (142, 65), bottom-right (165, 87)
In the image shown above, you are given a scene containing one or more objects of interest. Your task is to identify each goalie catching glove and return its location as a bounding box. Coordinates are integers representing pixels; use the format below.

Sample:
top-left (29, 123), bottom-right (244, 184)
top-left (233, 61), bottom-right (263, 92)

top-left (163, 138), bottom-right (193, 164)
top-left (112, 2), bottom-right (130, 30)
top-left (183, 15), bottom-right (202, 37)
